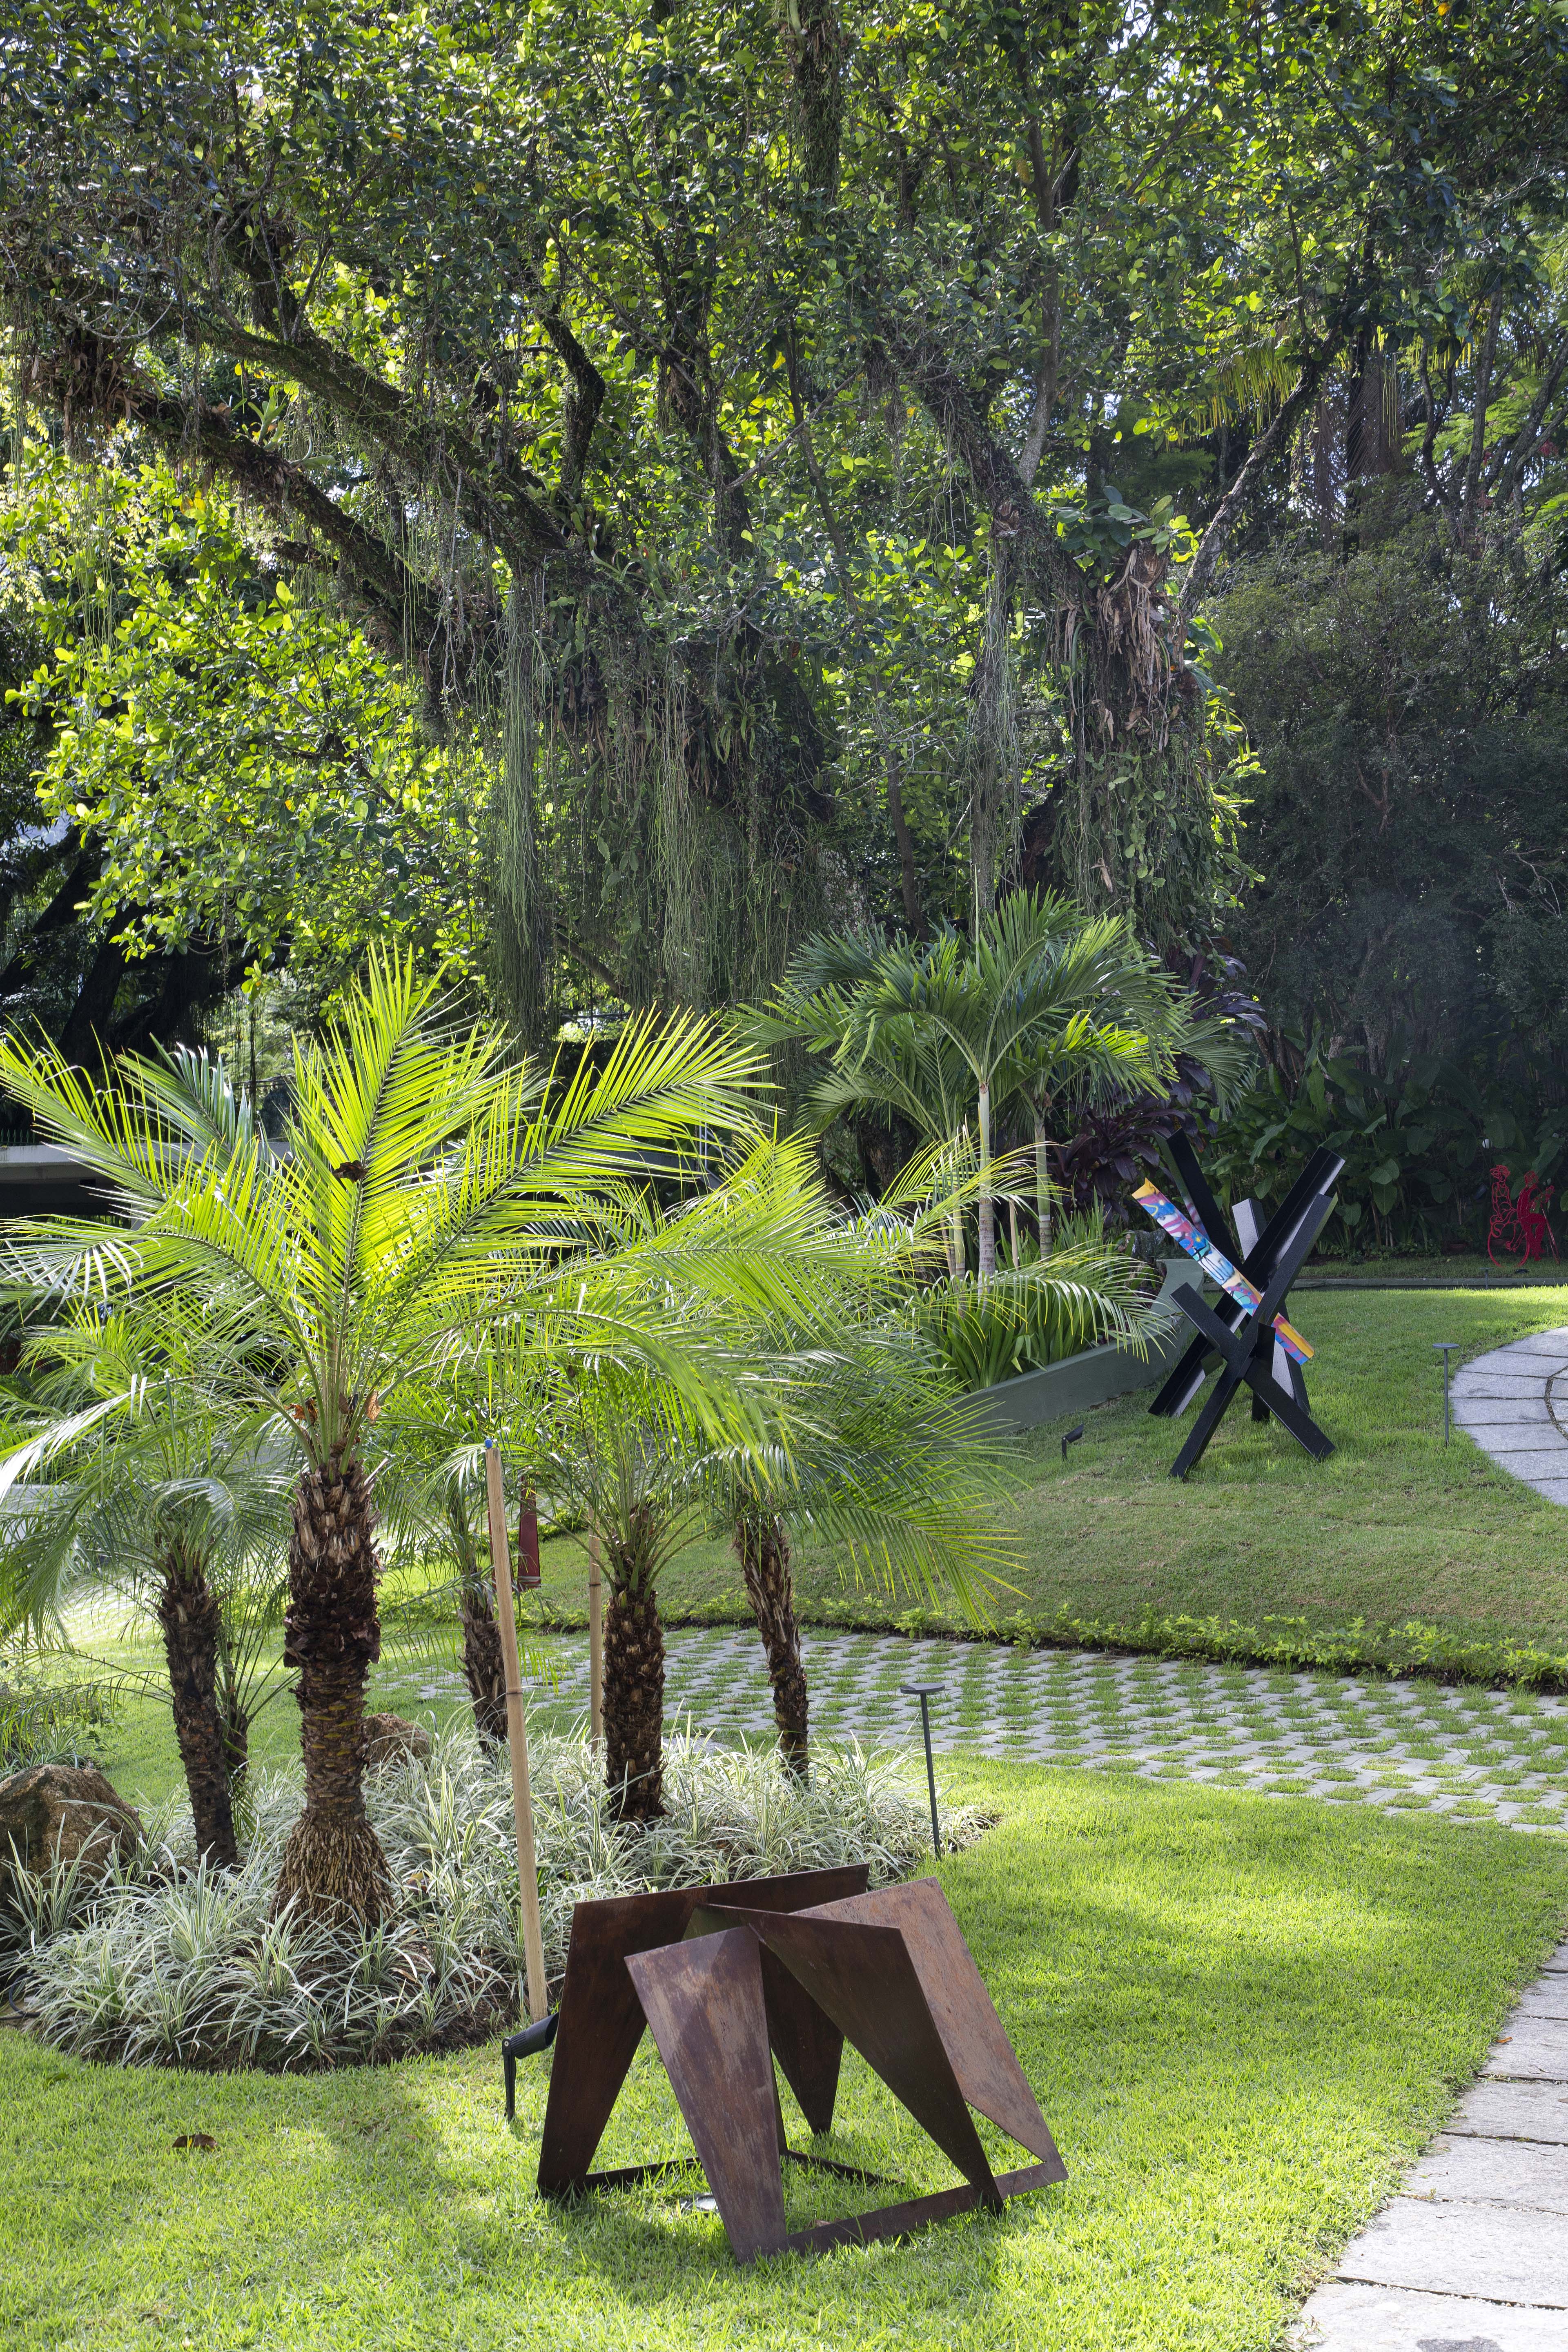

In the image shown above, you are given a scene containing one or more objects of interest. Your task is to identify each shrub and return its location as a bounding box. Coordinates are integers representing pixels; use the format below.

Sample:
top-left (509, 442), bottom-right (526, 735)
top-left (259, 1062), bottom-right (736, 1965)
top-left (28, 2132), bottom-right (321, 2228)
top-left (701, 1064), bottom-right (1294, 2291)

top-left (1207, 1042), bottom-right (1568, 1255)
top-left (909, 1218), bottom-right (1172, 1389)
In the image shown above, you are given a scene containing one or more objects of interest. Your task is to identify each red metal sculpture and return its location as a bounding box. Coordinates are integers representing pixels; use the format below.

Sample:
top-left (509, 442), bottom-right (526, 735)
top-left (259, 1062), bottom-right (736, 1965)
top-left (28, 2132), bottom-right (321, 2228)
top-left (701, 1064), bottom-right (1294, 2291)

top-left (1488, 1165), bottom-right (1559, 1270)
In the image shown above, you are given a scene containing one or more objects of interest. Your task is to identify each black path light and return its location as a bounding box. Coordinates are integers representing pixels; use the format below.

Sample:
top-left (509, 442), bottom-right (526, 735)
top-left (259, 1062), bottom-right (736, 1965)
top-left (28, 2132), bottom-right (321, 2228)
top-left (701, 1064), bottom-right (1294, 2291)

top-left (900, 1681), bottom-right (944, 1858)
top-left (1060, 1422), bottom-right (1085, 1465)
top-left (1434, 1342), bottom-right (1459, 1444)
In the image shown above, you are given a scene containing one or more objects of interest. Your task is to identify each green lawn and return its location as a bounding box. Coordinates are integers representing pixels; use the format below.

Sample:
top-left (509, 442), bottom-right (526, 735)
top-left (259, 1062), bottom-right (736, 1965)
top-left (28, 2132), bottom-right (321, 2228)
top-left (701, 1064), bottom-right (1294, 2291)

top-left (517, 1285), bottom-right (1568, 1665)
top-left (3, 1759), bottom-right (1563, 2352)
top-left (1298, 1253), bottom-right (1568, 1287)
top-left (48, 1285), bottom-right (1568, 1819)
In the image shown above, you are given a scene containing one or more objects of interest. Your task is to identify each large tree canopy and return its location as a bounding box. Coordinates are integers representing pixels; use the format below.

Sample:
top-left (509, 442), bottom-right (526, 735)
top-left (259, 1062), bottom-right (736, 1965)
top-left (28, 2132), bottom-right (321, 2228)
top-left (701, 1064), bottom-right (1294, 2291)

top-left (6, 0), bottom-right (1564, 1039)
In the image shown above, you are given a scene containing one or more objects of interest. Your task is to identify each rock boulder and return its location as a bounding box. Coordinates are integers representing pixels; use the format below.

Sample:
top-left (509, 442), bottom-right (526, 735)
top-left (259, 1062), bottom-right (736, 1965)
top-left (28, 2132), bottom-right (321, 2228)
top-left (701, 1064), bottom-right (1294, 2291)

top-left (0, 1763), bottom-right (143, 1878)
top-left (363, 1713), bottom-right (432, 1768)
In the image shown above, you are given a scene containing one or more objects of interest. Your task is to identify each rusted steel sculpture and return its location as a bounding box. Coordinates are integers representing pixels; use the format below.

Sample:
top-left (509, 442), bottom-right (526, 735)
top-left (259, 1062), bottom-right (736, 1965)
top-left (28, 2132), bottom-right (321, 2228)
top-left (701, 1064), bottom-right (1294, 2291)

top-left (531, 1862), bottom-right (1066, 2263)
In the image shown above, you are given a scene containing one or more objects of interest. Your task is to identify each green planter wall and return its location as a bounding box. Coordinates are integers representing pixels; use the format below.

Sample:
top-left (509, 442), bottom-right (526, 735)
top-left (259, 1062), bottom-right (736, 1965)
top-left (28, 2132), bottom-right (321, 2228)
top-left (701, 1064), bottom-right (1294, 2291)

top-left (971, 1258), bottom-right (1196, 1431)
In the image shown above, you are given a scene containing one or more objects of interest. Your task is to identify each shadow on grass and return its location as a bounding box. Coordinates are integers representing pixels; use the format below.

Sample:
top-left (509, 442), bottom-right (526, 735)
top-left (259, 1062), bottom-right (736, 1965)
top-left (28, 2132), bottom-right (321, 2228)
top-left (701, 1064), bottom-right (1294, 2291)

top-left (2, 1764), bottom-right (1565, 2350)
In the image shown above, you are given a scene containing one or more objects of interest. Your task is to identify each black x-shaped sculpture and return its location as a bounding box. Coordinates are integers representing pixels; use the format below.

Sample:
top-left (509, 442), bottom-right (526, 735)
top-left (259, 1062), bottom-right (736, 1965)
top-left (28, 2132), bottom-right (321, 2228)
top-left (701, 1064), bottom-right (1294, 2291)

top-left (1147, 1134), bottom-right (1346, 1480)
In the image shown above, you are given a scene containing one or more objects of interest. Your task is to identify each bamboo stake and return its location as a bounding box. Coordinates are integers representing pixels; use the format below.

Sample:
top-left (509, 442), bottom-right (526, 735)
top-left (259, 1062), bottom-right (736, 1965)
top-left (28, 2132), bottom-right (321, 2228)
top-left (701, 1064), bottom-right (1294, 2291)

top-left (588, 1528), bottom-right (604, 1749)
top-left (484, 1439), bottom-right (548, 2023)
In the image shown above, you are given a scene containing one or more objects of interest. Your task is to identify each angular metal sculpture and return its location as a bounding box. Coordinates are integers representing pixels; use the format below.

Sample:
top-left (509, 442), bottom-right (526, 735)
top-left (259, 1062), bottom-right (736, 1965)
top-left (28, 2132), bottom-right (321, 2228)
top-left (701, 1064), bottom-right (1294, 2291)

top-left (535, 1863), bottom-right (1066, 2262)
top-left (1145, 1134), bottom-right (1345, 1481)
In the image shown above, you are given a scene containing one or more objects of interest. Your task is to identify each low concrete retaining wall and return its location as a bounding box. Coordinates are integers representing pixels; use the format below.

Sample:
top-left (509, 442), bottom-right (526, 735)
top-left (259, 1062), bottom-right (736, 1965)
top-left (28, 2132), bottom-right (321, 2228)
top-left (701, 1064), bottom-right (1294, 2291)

top-left (971, 1258), bottom-right (1196, 1432)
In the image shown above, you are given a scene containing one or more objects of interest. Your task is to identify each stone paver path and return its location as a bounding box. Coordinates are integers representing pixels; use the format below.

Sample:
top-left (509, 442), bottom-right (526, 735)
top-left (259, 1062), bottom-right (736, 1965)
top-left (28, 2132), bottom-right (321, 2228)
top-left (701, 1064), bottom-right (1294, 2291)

top-left (1292, 1938), bottom-right (1568, 2349)
top-left (380, 1623), bottom-right (1568, 1838)
top-left (1452, 1327), bottom-right (1568, 1500)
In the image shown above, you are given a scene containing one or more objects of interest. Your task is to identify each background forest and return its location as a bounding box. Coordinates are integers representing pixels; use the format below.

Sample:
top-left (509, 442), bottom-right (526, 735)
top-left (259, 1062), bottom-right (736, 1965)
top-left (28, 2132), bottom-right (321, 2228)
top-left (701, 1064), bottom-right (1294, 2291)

top-left (2, 0), bottom-right (1567, 1247)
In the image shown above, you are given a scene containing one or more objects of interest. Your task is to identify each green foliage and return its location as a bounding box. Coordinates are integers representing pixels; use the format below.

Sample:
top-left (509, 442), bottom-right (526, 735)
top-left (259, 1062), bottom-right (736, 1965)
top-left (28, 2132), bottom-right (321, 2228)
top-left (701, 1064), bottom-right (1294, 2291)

top-left (1207, 1042), bottom-right (1568, 1252)
top-left (905, 1224), bottom-right (1169, 1390)
top-left (1218, 504), bottom-right (1568, 1080)
top-left (6, 455), bottom-right (488, 1001)
top-left (12, 0), bottom-right (1553, 1011)
top-left (0, 1655), bottom-right (120, 1769)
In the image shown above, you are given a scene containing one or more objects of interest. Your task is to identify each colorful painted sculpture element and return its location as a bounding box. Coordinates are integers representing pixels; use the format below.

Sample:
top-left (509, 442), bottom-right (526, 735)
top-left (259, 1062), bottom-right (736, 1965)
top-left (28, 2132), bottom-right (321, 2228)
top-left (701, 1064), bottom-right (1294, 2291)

top-left (1133, 1182), bottom-right (1314, 1365)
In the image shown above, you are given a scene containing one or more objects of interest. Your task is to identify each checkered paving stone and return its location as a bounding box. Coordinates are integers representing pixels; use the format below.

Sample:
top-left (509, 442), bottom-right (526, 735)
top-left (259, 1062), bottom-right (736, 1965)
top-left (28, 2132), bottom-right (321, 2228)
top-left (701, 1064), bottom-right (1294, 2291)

top-left (375, 1626), bottom-right (1568, 1838)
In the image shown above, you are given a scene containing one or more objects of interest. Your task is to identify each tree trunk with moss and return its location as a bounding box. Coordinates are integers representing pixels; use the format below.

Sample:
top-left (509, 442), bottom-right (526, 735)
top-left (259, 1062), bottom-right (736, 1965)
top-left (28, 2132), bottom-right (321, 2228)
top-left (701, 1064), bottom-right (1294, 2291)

top-left (273, 1458), bottom-right (394, 1926)
top-left (733, 1506), bottom-right (809, 1776)
top-left (155, 1541), bottom-right (241, 1869)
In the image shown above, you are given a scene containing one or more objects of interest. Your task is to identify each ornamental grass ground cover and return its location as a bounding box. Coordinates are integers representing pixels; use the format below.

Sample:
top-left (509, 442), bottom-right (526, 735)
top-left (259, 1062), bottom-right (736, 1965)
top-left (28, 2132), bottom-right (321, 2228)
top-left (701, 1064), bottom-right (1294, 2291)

top-left (2, 1759), bottom-right (1565, 2352)
top-left (2, 1731), bottom-right (953, 2073)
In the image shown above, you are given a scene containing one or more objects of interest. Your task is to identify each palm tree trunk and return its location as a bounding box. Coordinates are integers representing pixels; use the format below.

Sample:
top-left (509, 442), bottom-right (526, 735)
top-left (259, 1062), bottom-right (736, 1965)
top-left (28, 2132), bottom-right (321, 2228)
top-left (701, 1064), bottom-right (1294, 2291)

top-left (733, 1506), bottom-right (808, 1775)
top-left (602, 1587), bottom-right (666, 1822)
top-left (460, 1570), bottom-right (508, 1746)
top-left (273, 1457), bottom-right (394, 1927)
top-left (219, 1684), bottom-right (250, 1796)
top-left (977, 1078), bottom-right (996, 1283)
top-left (1034, 1112), bottom-right (1053, 1256)
top-left (155, 1543), bottom-right (241, 1869)
top-left (451, 1498), bottom-right (508, 1745)
top-left (950, 1134), bottom-right (967, 1278)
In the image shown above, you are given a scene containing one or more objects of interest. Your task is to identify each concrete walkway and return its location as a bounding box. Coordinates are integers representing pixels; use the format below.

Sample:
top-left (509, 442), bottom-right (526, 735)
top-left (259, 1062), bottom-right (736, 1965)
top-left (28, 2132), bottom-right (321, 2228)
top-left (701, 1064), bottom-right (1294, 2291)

top-left (1451, 1328), bottom-right (1568, 1499)
top-left (1292, 1937), bottom-right (1568, 2349)
top-left (1290, 1330), bottom-right (1568, 2344)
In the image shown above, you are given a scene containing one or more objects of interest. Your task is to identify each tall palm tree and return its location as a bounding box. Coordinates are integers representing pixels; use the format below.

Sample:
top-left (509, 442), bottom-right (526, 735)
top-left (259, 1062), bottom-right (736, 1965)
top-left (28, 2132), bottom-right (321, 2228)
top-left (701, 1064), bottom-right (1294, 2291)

top-left (757, 936), bottom-right (980, 1274)
top-left (0, 1301), bottom-right (290, 1867)
top-left (763, 893), bottom-right (1251, 1263)
top-left (761, 902), bottom-right (1156, 1276)
top-left (0, 957), bottom-right (769, 1923)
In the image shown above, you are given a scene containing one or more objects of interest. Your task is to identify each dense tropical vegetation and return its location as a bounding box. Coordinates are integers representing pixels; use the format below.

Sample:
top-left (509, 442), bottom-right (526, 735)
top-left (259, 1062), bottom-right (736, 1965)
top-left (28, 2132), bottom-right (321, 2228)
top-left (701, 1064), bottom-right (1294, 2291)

top-left (0, 0), bottom-right (1567, 2124)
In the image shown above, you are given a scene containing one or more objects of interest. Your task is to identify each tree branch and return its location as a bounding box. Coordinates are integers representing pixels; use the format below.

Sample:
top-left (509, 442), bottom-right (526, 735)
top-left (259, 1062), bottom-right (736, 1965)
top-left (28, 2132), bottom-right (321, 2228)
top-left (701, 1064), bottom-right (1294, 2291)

top-left (1461, 286), bottom-right (1504, 534)
top-left (1174, 363), bottom-right (1325, 637)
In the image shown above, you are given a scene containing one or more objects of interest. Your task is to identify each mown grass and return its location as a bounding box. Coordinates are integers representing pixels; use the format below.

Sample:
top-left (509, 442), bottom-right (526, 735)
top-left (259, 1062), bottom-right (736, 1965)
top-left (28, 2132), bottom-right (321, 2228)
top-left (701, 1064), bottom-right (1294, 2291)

top-left (520, 1286), bottom-right (1568, 1660)
top-left (2, 1758), bottom-right (1563, 2352)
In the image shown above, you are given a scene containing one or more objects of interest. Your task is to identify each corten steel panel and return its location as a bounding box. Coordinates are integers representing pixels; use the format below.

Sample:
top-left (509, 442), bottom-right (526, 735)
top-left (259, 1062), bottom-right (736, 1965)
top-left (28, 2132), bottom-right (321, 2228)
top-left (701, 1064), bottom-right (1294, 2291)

top-left (535, 1862), bottom-right (1066, 2265)
top-left (697, 1904), bottom-right (1001, 2202)
top-left (792, 1879), bottom-right (1062, 2172)
top-left (537, 1863), bottom-right (867, 2195)
top-left (626, 1927), bottom-right (791, 2264)
top-left (688, 1901), bottom-right (846, 2137)
top-left (784, 2158), bottom-right (1065, 2256)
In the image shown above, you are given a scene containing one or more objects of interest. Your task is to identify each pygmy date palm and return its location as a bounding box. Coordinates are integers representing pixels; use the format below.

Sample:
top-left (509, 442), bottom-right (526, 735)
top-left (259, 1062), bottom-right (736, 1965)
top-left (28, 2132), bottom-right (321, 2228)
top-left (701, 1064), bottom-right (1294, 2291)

top-left (0, 1300), bottom-right (290, 1867)
top-left (0, 955), bottom-right (766, 1923)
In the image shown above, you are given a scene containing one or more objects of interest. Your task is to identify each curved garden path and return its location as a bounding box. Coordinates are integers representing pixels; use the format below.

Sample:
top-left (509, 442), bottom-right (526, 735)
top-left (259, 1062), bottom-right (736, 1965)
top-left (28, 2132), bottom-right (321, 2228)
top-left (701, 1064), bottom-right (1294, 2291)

top-left (1451, 1326), bottom-right (1568, 1498)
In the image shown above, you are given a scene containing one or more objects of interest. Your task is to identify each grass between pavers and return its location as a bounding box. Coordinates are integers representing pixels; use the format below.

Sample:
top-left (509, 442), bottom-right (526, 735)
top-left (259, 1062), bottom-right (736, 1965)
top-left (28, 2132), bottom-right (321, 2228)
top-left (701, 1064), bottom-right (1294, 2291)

top-left (2, 1760), bottom-right (1564, 2352)
top-left (515, 1287), bottom-right (1568, 1682)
